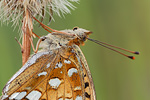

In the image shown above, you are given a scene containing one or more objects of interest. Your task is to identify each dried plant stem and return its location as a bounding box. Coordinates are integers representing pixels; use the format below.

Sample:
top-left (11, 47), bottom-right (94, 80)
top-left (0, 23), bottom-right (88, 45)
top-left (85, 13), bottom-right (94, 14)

top-left (21, 10), bottom-right (33, 65)
top-left (22, 28), bottom-right (31, 65)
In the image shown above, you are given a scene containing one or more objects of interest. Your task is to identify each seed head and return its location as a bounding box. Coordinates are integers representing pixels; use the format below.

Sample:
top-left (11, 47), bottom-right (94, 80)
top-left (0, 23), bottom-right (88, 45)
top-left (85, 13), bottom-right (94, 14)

top-left (0, 0), bottom-right (79, 28)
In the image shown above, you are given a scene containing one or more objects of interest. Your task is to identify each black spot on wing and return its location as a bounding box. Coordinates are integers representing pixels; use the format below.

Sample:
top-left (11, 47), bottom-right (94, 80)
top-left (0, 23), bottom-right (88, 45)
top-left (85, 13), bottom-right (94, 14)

top-left (85, 92), bottom-right (91, 98)
top-left (85, 82), bottom-right (89, 88)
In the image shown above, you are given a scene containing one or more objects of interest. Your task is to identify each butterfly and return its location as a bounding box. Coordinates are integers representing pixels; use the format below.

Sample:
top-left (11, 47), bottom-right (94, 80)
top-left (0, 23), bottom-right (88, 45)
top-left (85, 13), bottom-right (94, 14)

top-left (1, 26), bottom-right (96, 100)
top-left (1, 15), bottom-right (140, 100)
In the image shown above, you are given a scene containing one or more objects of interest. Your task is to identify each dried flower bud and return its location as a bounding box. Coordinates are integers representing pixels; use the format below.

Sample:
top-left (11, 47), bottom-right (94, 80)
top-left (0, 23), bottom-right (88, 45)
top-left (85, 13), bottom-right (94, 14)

top-left (0, 0), bottom-right (79, 28)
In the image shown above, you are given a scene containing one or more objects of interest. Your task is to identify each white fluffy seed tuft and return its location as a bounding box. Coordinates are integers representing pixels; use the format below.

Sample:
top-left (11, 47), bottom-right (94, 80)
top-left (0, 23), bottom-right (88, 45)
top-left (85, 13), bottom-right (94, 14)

top-left (0, 0), bottom-right (79, 29)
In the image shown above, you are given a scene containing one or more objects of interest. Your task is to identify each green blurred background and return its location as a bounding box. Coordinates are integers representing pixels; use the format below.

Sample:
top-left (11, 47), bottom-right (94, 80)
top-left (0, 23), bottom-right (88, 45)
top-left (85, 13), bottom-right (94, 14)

top-left (0, 0), bottom-right (149, 100)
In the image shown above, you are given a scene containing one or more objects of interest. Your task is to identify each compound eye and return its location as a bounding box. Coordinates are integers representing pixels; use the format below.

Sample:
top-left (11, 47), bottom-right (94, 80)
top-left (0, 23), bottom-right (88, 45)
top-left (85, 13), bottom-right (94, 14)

top-left (82, 36), bottom-right (87, 41)
top-left (73, 27), bottom-right (78, 31)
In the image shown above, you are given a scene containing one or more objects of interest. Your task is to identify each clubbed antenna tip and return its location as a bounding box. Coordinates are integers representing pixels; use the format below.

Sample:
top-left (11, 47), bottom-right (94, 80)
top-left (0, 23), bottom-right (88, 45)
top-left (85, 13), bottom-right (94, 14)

top-left (134, 51), bottom-right (140, 55)
top-left (128, 56), bottom-right (135, 60)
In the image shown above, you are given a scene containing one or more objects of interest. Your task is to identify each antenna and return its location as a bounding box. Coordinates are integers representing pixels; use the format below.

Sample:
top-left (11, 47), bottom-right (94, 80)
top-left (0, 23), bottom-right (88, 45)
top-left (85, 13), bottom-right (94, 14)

top-left (87, 38), bottom-right (139, 59)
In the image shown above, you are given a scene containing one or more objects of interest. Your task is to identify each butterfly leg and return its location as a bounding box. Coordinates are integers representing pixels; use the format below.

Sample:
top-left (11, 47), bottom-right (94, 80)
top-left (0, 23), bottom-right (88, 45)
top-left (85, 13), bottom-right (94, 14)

top-left (32, 31), bottom-right (40, 39)
top-left (27, 29), bottom-right (43, 53)
top-left (32, 16), bottom-right (74, 36)
top-left (29, 36), bottom-right (47, 53)
top-left (15, 31), bottom-right (40, 60)
top-left (32, 16), bottom-right (53, 33)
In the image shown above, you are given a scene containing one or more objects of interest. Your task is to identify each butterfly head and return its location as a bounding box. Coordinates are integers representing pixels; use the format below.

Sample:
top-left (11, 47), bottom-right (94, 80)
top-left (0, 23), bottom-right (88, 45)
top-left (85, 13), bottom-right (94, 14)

top-left (70, 27), bottom-right (92, 45)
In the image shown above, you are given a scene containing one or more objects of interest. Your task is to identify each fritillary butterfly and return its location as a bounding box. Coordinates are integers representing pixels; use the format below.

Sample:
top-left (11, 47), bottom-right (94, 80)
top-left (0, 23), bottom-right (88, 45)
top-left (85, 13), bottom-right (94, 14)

top-left (1, 27), bottom-right (96, 100)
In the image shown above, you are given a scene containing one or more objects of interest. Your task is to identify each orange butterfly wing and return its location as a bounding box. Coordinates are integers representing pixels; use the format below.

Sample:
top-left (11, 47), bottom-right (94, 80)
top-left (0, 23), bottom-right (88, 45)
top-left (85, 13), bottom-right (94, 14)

top-left (1, 51), bottom-right (57, 99)
top-left (1, 45), bottom-right (96, 100)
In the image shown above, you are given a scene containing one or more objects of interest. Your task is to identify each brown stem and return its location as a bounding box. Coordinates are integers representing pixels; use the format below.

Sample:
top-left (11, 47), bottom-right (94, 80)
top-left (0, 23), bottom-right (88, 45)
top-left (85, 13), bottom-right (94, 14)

top-left (22, 27), bottom-right (31, 65)
top-left (21, 10), bottom-right (33, 65)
